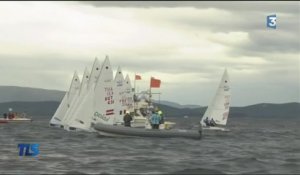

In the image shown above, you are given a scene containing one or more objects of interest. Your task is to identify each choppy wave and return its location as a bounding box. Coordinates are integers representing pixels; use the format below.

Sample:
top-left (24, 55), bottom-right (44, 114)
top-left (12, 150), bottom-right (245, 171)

top-left (0, 117), bottom-right (299, 174)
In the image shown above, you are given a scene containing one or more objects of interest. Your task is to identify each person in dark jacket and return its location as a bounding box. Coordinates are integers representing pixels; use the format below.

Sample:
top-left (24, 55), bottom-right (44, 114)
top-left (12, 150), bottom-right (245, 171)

top-left (209, 118), bottom-right (217, 126)
top-left (204, 117), bottom-right (210, 126)
top-left (123, 111), bottom-right (133, 127)
top-left (3, 113), bottom-right (7, 119)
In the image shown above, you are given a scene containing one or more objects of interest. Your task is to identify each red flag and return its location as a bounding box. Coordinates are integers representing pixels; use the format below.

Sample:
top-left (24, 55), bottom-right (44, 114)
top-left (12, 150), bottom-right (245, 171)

top-left (150, 77), bottom-right (161, 88)
top-left (135, 74), bottom-right (141, 80)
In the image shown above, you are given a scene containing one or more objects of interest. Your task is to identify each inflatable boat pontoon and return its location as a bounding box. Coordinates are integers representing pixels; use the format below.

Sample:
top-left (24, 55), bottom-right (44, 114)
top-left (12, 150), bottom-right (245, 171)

top-left (92, 123), bottom-right (202, 139)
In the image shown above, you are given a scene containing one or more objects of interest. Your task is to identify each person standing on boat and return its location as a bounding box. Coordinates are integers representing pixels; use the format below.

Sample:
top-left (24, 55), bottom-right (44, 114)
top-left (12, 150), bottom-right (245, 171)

top-left (3, 113), bottom-right (7, 119)
top-left (123, 111), bottom-right (133, 127)
top-left (158, 110), bottom-right (164, 124)
top-left (150, 111), bottom-right (160, 129)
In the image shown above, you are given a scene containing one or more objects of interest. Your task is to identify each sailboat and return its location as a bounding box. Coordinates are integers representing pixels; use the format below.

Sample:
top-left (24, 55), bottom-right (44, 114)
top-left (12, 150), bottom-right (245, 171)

top-left (200, 69), bottom-right (231, 131)
top-left (112, 66), bottom-right (127, 125)
top-left (64, 58), bottom-right (102, 131)
top-left (67, 56), bottom-right (114, 131)
top-left (92, 56), bottom-right (115, 126)
top-left (123, 75), bottom-right (134, 113)
top-left (49, 71), bottom-right (81, 127)
top-left (61, 67), bottom-right (90, 127)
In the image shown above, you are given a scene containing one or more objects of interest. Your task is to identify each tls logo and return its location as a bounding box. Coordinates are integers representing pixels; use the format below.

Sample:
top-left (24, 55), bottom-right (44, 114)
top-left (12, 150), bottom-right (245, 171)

top-left (18, 143), bottom-right (40, 157)
top-left (267, 14), bottom-right (276, 29)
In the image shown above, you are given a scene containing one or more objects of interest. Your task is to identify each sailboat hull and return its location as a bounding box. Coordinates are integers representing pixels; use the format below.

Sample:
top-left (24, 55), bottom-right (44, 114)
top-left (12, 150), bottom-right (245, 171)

top-left (202, 126), bottom-right (230, 131)
top-left (0, 118), bottom-right (32, 123)
top-left (93, 123), bottom-right (202, 139)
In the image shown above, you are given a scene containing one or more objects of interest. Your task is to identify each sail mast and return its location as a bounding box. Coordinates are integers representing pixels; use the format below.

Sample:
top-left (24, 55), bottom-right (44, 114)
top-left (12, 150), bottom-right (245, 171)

top-left (134, 73), bottom-right (136, 111)
top-left (149, 77), bottom-right (152, 104)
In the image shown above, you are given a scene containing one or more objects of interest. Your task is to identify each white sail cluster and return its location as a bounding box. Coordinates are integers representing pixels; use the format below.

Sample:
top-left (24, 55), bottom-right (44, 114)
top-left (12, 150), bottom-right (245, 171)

top-left (50, 57), bottom-right (231, 132)
top-left (49, 56), bottom-right (134, 132)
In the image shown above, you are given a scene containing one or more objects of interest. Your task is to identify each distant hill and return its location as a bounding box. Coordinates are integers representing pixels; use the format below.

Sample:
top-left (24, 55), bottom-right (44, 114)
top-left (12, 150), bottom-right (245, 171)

top-left (155, 100), bottom-right (201, 109)
top-left (0, 86), bottom-right (65, 103)
top-left (230, 102), bottom-right (300, 119)
top-left (0, 86), bottom-right (299, 119)
top-left (155, 102), bottom-right (300, 119)
top-left (0, 86), bottom-right (200, 109)
top-left (0, 101), bottom-right (298, 119)
top-left (0, 101), bottom-right (59, 117)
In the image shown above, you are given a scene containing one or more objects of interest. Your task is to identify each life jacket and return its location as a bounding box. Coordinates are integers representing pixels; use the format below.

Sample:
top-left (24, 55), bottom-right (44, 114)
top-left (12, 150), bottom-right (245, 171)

top-left (150, 114), bottom-right (160, 125)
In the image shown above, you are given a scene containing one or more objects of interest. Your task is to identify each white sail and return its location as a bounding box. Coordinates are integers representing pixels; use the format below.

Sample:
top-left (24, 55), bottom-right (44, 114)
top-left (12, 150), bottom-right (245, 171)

top-left (49, 92), bottom-right (68, 126)
top-left (91, 56), bottom-right (115, 125)
top-left (124, 74), bottom-right (134, 112)
top-left (64, 58), bottom-right (102, 131)
top-left (79, 67), bottom-right (91, 96)
top-left (201, 69), bottom-right (231, 126)
top-left (50, 71), bottom-right (81, 126)
top-left (62, 67), bottom-right (90, 125)
top-left (113, 66), bottom-right (126, 124)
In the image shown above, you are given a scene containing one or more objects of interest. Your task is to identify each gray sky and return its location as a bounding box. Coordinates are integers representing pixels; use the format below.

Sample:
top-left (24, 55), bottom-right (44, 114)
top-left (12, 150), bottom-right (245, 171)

top-left (0, 1), bottom-right (299, 106)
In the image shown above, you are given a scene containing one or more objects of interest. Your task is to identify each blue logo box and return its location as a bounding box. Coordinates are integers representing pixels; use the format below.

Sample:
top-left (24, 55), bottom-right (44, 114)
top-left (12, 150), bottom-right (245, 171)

top-left (18, 143), bottom-right (40, 157)
top-left (267, 14), bottom-right (277, 29)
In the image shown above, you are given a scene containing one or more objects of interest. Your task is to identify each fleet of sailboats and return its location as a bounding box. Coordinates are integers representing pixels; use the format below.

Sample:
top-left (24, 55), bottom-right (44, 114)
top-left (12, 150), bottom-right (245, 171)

top-left (49, 56), bottom-right (135, 132)
top-left (49, 56), bottom-right (231, 138)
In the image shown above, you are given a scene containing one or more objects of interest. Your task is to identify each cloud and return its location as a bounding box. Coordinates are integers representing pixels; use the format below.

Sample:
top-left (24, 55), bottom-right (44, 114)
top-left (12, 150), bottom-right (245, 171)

top-left (80, 1), bottom-right (299, 14)
top-left (0, 1), bottom-right (298, 106)
top-left (209, 32), bottom-right (250, 46)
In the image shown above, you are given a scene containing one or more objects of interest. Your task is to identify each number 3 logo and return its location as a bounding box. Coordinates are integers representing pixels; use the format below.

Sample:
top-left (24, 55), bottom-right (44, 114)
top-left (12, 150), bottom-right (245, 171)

top-left (267, 14), bottom-right (277, 29)
top-left (268, 17), bottom-right (276, 26)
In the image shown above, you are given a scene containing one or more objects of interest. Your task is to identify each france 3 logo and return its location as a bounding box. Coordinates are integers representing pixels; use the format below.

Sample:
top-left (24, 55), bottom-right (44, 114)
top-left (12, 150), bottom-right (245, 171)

top-left (18, 143), bottom-right (40, 157)
top-left (267, 14), bottom-right (277, 29)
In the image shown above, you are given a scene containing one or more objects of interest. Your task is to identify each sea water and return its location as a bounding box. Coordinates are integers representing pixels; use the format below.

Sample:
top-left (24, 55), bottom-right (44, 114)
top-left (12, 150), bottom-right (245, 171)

top-left (0, 117), bottom-right (299, 174)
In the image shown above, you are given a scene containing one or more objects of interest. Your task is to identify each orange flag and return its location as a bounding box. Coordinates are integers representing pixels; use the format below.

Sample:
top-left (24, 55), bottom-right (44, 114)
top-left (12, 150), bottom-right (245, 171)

top-left (150, 77), bottom-right (161, 88)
